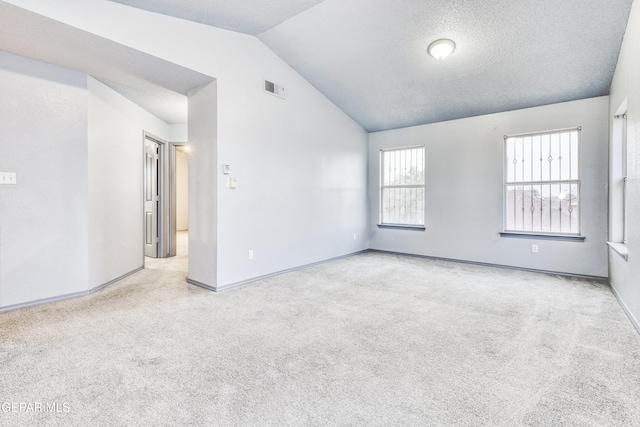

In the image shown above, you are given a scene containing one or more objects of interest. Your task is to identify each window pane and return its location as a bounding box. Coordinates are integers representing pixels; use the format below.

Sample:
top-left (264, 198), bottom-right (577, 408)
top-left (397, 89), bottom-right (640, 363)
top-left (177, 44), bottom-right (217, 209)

top-left (505, 184), bottom-right (579, 234)
top-left (506, 137), bottom-right (515, 181)
top-left (550, 133), bottom-right (560, 181)
top-left (540, 134), bottom-right (551, 181)
top-left (514, 138), bottom-right (523, 182)
top-left (382, 188), bottom-right (424, 225)
top-left (559, 132), bottom-right (571, 181)
top-left (383, 148), bottom-right (424, 186)
top-left (522, 136), bottom-right (532, 182)
top-left (531, 135), bottom-right (542, 182)
top-left (382, 151), bottom-right (390, 186)
top-left (570, 131), bottom-right (579, 180)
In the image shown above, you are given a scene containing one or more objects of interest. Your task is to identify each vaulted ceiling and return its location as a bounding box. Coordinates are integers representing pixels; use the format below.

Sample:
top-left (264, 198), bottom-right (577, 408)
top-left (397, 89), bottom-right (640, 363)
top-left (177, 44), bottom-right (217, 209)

top-left (111, 0), bottom-right (634, 131)
top-left (0, 0), bottom-right (633, 130)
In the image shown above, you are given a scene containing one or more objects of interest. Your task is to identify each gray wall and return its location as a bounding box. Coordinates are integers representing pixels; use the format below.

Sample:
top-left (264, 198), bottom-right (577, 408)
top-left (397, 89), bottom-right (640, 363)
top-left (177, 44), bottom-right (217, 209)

top-left (0, 52), bottom-right (89, 308)
top-left (369, 97), bottom-right (609, 278)
top-left (609, 0), bottom-right (640, 330)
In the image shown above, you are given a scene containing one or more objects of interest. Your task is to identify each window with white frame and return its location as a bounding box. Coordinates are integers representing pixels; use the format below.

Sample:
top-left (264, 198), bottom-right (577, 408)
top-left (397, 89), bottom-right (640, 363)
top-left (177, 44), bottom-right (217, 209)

top-left (504, 128), bottom-right (581, 235)
top-left (613, 111), bottom-right (628, 244)
top-left (622, 114), bottom-right (628, 244)
top-left (380, 146), bottom-right (425, 226)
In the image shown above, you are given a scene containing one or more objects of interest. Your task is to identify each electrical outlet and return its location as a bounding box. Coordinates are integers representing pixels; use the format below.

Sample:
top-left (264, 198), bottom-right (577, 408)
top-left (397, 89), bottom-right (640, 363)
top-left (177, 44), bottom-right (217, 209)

top-left (248, 250), bottom-right (254, 260)
top-left (353, 233), bottom-right (357, 240)
top-left (531, 244), bottom-right (539, 253)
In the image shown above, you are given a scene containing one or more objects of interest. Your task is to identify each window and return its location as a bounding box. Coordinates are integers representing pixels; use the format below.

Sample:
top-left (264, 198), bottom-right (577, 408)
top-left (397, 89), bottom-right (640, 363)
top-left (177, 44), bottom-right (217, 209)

top-left (622, 114), bottom-right (628, 244)
top-left (380, 146), bottom-right (425, 227)
top-left (613, 110), bottom-right (628, 244)
top-left (609, 109), bottom-right (628, 260)
top-left (504, 128), bottom-right (580, 235)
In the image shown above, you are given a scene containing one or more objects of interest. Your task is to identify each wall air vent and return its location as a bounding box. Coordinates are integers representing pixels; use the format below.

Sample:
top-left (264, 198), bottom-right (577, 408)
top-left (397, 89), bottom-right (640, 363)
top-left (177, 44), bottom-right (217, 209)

top-left (264, 79), bottom-right (285, 99)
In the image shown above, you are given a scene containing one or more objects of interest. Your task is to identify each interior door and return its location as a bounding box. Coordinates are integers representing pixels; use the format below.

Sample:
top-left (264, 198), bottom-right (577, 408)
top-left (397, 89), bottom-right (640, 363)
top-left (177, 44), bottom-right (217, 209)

top-left (144, 140), bottom-right (159, 258)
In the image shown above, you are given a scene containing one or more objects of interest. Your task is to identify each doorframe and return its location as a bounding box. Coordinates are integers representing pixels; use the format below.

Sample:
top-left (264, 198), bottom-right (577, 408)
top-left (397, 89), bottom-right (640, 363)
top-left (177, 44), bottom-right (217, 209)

top-left (169, 142), bottom-right (188, 257)
top-left (142, 131), bottom-right (170, 265)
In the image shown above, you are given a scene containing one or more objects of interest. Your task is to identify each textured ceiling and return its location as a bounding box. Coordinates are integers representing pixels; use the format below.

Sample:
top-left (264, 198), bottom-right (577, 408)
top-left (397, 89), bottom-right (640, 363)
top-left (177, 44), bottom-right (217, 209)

top-left (259, 0), bottom-right (633, 131)
top-left (0, 2), bottom-right (213, 123)
top-left (109, 0), bottom-right (633, 132)
top-left (109, 0), bottom-right (326, 35)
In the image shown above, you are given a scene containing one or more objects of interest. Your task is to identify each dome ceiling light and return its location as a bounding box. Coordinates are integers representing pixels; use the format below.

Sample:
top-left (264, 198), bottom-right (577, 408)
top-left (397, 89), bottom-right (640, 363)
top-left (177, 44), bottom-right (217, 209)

top-left (428, 39), bottom-right (456, 60)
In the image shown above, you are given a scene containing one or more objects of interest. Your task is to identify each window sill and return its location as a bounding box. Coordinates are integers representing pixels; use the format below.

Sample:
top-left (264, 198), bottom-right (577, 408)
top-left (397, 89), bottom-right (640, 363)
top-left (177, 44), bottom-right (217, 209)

top-left (607, 242), bottom-right (628, 261)
top-left (378, 224), bottom-right (426, 231)
top-left (500, 232), bottom-right (586, 242)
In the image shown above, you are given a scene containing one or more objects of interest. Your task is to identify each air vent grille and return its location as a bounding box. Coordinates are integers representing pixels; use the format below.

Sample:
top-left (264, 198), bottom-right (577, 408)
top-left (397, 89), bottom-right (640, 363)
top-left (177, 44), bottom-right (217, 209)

top-left (264, 79), bottom-right (285, 99)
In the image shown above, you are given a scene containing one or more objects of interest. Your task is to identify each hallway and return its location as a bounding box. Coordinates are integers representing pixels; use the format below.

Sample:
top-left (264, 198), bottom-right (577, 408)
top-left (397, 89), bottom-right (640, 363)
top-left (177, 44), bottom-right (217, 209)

top-left (145, 230), bottom-right (188, 273)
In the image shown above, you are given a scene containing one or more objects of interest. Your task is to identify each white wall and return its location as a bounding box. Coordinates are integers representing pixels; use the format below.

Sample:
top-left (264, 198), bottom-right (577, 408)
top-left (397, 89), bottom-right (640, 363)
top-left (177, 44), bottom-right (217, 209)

top-left (0, 51), bottom-right (89, 308)
top-left (176, 150), bottom-right (188, 231)
top-left (11, 0), bottom-right (370, 290)
top-left (0, 53), bottom-right (172, 310)
top-left (87, 77), bottom-right (169, 288)
top-left (214, 37), bottom-right (368, 288)
top-left (169, 124), bottom-right (188, 143)
top-left (369, 97), bottom-right (609, 278)
top-left (609, 0), bottom-right (640, 329)
top-left (0, 1), bottom-right (625, 306)
top-left (188, 82), bottom-right (218, 287)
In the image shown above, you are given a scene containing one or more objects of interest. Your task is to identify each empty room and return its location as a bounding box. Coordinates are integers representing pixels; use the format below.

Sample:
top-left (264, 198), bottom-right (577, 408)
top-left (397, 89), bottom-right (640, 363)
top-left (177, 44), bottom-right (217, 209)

top-left (1, 0), bottom-right (639, 425)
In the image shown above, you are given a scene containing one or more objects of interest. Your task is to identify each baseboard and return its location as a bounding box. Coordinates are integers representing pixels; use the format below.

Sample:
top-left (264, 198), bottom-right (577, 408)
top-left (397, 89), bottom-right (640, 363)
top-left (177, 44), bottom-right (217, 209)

top-left (0, 266), bottom-right (143, 313)
top-left (90, 267), bottom-right (143, 294)
top-left (609, 282), bottom-right (640, 336)
top-left (186, 278), bottom-right (217, 292)
top-left (368, 249), bottom-right (609, 283)
top-left (0, 290), bottom-right (90, 313)
top-left (191, 250), bottom-right (369, 292)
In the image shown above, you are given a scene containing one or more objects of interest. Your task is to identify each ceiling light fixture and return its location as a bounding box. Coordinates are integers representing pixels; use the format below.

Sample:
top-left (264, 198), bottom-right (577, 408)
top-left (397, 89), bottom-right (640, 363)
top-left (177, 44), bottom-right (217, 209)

top-left (428, 39), bottom-right (456, 60)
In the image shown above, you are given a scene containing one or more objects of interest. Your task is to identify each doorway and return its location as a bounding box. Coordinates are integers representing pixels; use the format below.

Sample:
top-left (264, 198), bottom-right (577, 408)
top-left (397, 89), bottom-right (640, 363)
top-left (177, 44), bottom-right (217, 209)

top-left (143, 133), bottom-right (190, 264)
top-left (143, 133), bottom-right (169, 260)
top-left (170, 144), bottom-right (189, 257)
top-left (144, 136), bottom-right (160, 258)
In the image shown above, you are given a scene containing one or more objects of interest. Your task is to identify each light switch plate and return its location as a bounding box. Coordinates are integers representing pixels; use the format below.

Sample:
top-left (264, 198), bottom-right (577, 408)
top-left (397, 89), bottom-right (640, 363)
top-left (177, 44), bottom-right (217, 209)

top-left (222, 164), bottom-right (230, 175)
top-left (0, 172), bottom-right (16, 185)
top-left (227, 177), bottom-right (237, 188)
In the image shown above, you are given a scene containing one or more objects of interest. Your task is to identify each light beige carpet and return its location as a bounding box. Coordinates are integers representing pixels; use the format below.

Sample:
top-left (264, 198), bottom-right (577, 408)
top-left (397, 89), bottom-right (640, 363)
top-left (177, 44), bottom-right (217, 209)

top-left (1, 240), bottom-right (639, 426)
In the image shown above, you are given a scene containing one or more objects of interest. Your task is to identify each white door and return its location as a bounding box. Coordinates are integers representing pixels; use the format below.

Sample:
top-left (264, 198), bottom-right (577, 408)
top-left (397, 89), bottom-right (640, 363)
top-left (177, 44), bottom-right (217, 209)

top-left (144, 140), bottom-right (159, 258)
